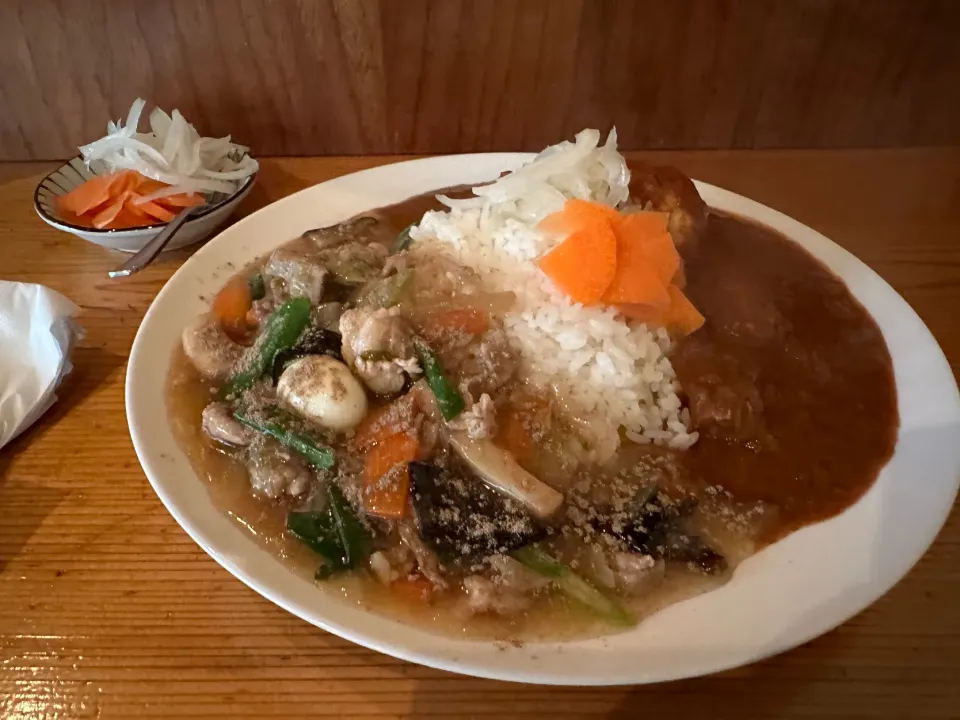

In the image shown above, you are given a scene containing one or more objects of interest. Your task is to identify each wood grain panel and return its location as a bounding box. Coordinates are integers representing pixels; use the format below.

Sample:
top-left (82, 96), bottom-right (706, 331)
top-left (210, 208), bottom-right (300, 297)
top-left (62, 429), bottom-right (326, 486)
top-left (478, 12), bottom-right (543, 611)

top-left (2, 150), bottom-right (960, 717)
top-left (1, 0), bottom-right (959, 159)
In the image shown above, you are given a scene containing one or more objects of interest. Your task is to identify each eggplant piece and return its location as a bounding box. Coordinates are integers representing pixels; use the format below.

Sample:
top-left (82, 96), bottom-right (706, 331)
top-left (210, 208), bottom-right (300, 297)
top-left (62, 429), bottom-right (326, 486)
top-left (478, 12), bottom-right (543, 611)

top-left (271, 326), bottom-right (344, 383)
top-left (408, 462), bottom-right (543, 562)
top-left (596, 485), bottom-right (726, 575)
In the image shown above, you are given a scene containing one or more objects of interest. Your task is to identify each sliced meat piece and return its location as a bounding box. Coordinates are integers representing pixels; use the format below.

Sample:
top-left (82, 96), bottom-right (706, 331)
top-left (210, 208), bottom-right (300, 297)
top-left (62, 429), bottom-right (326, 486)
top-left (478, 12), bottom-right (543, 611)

top-left (447, 393), bottom-right (497, 440)
top-left (340, 307), bottom-right (418, 396)
top-left (201, 402), bottom-right (253, 446)
top-left (398, 520), bottom-right (447, 589)
top-left (455, 327), bottom-right (517, 399)
top-left (247, 442), bottom-right (312, 499)
top-left (181, 313), bottom-right (244, 382)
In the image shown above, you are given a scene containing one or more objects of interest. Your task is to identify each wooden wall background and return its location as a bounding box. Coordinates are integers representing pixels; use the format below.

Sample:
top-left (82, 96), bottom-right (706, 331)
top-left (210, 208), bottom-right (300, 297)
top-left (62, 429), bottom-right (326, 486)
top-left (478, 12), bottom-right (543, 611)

top-left (1, 0), bottom-right (959, 160)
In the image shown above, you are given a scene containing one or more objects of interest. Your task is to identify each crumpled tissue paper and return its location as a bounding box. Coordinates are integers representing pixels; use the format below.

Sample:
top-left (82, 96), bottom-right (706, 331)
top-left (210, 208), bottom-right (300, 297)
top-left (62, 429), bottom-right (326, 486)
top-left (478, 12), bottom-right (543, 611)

top-left (0, 281), bottom-right (83, 449)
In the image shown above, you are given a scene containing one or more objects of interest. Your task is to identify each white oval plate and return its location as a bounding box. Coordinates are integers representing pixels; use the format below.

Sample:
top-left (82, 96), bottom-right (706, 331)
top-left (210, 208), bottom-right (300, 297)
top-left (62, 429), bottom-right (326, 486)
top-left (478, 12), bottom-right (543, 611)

top-left (126, 154), bottom-right (960, 685)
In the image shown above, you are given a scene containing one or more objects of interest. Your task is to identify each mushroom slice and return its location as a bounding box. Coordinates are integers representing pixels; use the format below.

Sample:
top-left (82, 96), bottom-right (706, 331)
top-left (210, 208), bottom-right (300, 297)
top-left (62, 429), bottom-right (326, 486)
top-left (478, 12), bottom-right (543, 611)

top-left (448, 432), bottom-right (564, 518)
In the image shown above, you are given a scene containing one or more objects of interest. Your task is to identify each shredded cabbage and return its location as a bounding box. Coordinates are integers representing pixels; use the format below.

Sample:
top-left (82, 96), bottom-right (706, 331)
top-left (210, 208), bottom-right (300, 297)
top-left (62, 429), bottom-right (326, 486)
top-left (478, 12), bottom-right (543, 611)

top-left (79, 98), bottom-right (258, 200)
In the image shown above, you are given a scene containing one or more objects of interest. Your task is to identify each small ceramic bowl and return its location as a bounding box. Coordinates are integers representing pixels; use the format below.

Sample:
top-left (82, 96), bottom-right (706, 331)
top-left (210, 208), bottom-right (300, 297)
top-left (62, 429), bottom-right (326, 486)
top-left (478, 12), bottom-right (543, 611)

top-left (34, 156), bottom-right (256, 253)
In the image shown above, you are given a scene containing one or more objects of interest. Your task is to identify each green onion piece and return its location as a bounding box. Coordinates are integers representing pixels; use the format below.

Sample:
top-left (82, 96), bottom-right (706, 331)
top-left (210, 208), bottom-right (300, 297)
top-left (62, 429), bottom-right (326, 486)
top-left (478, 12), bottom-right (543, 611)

top-left (234, 412), bottom-right (335, 469)
top-left (414, 340), bottom-right (465, 421)
top-left (219, 296), bottom-right (312, 398)
top-left (513, 545), bottom-right (634, 627)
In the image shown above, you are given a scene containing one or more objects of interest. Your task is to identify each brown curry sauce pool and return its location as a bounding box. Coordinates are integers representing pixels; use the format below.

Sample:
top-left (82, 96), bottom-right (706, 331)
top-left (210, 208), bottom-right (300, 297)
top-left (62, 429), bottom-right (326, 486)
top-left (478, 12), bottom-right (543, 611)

top-left (166, 182), bottom-right (898, 639)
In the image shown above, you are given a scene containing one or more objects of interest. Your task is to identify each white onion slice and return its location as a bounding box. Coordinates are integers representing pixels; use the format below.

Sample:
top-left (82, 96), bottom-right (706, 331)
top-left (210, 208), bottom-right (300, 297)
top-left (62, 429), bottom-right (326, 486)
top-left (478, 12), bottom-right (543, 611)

top-left (78, 98), bottom-right (258, 198)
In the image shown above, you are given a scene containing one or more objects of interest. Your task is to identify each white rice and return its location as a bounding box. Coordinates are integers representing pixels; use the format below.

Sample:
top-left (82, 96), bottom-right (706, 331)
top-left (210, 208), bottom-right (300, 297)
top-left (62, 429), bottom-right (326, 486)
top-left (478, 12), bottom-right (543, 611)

top-left (411, 129), bottom-right (697, 461)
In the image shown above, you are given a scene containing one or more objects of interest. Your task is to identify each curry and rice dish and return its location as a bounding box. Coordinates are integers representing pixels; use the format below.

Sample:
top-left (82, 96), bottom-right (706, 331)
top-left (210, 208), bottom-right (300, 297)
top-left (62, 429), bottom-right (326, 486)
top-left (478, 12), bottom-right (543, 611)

top-left (167, 131), bottom-right (898, 639)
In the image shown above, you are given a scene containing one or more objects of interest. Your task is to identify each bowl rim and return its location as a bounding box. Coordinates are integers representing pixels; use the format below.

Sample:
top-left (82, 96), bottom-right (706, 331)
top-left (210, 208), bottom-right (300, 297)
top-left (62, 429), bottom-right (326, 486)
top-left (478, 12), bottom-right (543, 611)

top-left (33, 155), bottom-right (257, 234)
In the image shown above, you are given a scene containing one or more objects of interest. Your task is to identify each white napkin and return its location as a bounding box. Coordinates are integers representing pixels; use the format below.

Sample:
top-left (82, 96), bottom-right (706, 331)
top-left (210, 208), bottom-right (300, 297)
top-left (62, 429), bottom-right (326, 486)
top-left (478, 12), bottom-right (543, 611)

top-left (0, 282), bottom-right (83, 449)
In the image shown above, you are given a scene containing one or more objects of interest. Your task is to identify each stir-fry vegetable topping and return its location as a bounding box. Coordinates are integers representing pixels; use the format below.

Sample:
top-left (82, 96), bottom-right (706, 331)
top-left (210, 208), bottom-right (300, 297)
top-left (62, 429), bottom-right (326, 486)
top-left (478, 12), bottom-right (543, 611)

top-left (234, 412), bottom-right (335, 468)
top-left (414, 340), bottom-right (465, 421)
top-left (512, 545), bottom-right (634, 626)
top-left (288, 484), bottom-right (372, 579)
top-left (220, 296), bottom-right (312, 398)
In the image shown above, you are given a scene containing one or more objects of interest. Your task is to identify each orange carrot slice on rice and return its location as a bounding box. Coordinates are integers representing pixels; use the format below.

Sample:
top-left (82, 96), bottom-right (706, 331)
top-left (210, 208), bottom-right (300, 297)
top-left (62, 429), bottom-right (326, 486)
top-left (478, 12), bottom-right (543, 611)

top-left (538, 223), bottom-right (617, 305)
top-left (538, 199), bottom-right (621, 236)
top-left (662, 284), bottom-right (705, 336)
top-left (619, 210), bottom-right (669, 236)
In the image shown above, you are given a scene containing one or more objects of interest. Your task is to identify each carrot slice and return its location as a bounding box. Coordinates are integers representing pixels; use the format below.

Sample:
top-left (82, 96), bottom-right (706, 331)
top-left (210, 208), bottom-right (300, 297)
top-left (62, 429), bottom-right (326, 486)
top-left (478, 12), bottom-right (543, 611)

top-left (429, 307), bottom-right (490, 335)
top-left (354, 394), bottom-right (419, 451)
top-left (134, 177), bottom-right (169, 195)
top-left (615, 303), bottom-right (661, 323)
top-left (617, 285), bottom-right (704, 336)
top-left (212, 276), bottom-right (253, 339)
top-left (90, 190), bottom-right (132, 229)
top-left (391, 576), bottom-right (434, 603)
top-left (495, 407), bottom-right (534, 463)
top-left (539, 199), bottom-right (621, 236)
top-left (362, 432), bottom-right (418, 518)
top-left (132, 197), bottom-right (177, 223)
top-left (56, 173), bottom-right (119, 216)
top-left (663, 284), bottom-right (705, 336)
top-left (538, 224), bottom-right (617, 305)
top-left (111, 207), bottom-right (149, 229)
top-left (620, 210), bottom-right (669, 236)
top-left (601, 232), bottom-right (671, 307)
top-left (637, 231), bottom-right (681, 286)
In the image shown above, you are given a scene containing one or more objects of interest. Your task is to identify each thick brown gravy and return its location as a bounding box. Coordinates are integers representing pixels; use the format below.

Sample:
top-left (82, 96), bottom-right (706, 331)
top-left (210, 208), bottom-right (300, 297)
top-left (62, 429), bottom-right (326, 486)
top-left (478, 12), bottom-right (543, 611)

top-left (673, 212), bottom-right (898, 542)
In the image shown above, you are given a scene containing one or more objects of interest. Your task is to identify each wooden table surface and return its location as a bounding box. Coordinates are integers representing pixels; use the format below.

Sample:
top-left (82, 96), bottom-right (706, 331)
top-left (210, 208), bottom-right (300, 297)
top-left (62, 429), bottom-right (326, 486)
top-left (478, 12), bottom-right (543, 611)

top-left (1, 150), bottom-right (959, 719)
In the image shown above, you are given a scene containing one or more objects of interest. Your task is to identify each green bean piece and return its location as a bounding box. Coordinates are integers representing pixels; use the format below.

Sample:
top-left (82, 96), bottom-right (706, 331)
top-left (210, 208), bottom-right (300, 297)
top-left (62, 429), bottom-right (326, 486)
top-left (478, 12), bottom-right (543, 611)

top-left (219, 296), bottom-right (312, 398)
top-left (234, 412), bottom-right (335, 469)
top-left (414, 340), bottom-right (465, 421)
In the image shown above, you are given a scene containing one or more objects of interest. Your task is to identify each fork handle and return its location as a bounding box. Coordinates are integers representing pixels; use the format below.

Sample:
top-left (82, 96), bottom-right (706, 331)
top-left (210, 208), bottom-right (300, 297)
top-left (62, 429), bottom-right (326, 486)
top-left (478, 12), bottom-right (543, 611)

top-left (108, 205), bottom-right (200, 278)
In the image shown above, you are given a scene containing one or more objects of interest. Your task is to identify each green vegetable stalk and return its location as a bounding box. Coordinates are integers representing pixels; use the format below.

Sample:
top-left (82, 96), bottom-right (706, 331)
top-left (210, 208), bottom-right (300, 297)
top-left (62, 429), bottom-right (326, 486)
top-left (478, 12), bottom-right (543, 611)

top-left (287, 484), bottom-right (372, 579)
top-left (234, 412), bottom-right (335, 468)
top-left (513, 545), bottom-right (634, 626)
top-left (414, 340), bottom-right (465, 421)
top-left (219, 296), bottom-right (312, 398)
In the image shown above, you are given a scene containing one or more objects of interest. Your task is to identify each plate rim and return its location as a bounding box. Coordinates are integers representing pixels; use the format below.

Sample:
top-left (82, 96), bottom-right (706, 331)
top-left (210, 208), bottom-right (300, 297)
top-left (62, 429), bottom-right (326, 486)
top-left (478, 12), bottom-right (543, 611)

top-left (125, 152), bottom-right (960, 685)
